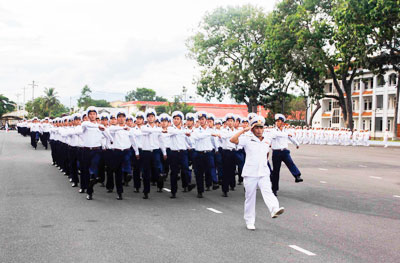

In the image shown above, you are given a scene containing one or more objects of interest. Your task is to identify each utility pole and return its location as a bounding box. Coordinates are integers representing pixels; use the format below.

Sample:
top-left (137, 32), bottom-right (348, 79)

top-left (16, 93), bottom-right (21, 110)
top-left (28, 81), bottom-right (38, 101)
top-left (22, 87), bottom-right (26, 111)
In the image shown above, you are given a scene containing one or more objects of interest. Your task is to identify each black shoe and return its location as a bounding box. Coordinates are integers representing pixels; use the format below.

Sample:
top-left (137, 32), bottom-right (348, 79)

top-left (71, 182), bottom-right (78, 187)
top-left (170, 193), bottom-right (176, 199)
top-left (295, 176), bottom-right (303, 183)
top-left (222, 192), bottom-right (228, 197)
top-left (126, 175), bottom-right (132, 183)
top-left (205, 186), bottom-right (211, 191)
top-left (134, 188), bottom-right (140, 193)
top-left (116, 194), bottom-right (123, 200)
top-left (230, 187), bottom-right (235, 191)
top-left (89, 178), bottom-right (98, 188)
top-left (86, 194), bottom-right (92, 200)
top-left (197, 193), bottom-right (203, 198)
top-left (212, 184), bottom-right (220, 190)
top-left (79, 188), bottom-right (86, 194)
top-left (69, 178), bottom-right (73, 182)
top-left (182, 187), bottom-right (188, 192)
top-left (273, 191), bottom-right (278, 197)
top-left (188, 184), bottom-right (196, 192)
top-left (143, 193), bottom-right (149, 199)
top-left (107, 189), bottom-right (113, 193)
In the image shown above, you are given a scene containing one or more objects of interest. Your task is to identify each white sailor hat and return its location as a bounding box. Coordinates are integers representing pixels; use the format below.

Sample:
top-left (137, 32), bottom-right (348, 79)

top-left (186, 112), bottom-right (195, 121)
top-left (100, 113), bottom-right (109, 120)
top-left (235, 115), bottom-right (242, 122)
top-left (109, 113), bottom-right (117, 119)
top-left (196, 111), bottom-right (207, 119)
top-left (247, 112), bottom-right (257, 121)
top-left (207, 113), bottom-right (215, 120)
top-left (172, 111), bottom-right (184, 120)
top-left (215, 119), bottom-right (222, 125)
top-left (63, 116), bottom-right (69, 122)
top-left (81, 113), bottom-right (87, 120)
top-left (44, 117), bottom-right (50, 120)
top-left (159, 113), bottom-right (170, 122)
top-left (241, 118), bottom-right (249, 123)
top-left (135, 111), bottom-right (145, 119)
top-left (74, 113), bottom-right (82, 120)
top-left (86, 106), bottom-right (98, 115)
top-left (145, 108), bottom-right (157, 117)
top-left (116, 110), bottom-right (127, 118)
top-left (33, 117), bottom-right (39, 121)
top-left (69, 115), bottom-right (75, 121)
top-left (224, 113), bottom-right (235, 122)
top-left (274, 113), bottom-right (286, 122)
top-left (126, 114), bottom-right (134, 121)
top-left (250, 116), bottom-right (265, 127)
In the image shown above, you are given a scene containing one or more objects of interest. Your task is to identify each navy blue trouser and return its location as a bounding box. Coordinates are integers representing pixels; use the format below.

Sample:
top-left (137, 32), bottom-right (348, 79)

top-left (222, 150), bottom-right (236, 193)
top-left (68, 146), bottom-right (79, 184)
top-left (193, 151), bottom-right (213, 193)
top-left (108, 149), bottom-right (131, 194)
top-left (141, 149), bottom-right (163, 194)
top-left (82, 148), bottom-right (102, 195)
top-left (271, 149), bottom-right (301, 192)
top-left (234, 149), bottom-right (245, 184)
top-left (169, 150), bottom-right (190, 194)
top-left (215, 148), bottom-right (223, 182)
top-left (132, 149), bottom-right (143, 190)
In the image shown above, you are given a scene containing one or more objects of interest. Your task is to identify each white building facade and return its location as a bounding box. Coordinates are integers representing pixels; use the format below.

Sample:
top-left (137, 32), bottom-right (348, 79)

top-left (309, 69), bottom-right (399, 139)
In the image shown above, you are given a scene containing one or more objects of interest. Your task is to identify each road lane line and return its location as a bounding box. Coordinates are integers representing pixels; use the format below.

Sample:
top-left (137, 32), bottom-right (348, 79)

top-left (162, 188), bottom-right (171, 192)
top-left (359, 165), bottom-right (368, 168)
top-left (289, 245), bottom-right (316, 256)
top-left (320, 181), bottom-right (327, 184)
top-left (207, 208), bottom-right (223, 214)
top-left (318, 168), bottom-right (328, 171)
top-left (369, 176), bottom-right (382, 180)
top-left (393, 195), bottom-right (400, 198)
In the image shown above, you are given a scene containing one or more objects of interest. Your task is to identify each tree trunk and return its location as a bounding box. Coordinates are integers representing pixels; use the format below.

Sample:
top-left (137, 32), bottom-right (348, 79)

top-left (308, 100), bottom-right (321, 126)
top-left (343, 83), bottom-right (354, 130)
top-left (394, 74), bottom-right (400, 139)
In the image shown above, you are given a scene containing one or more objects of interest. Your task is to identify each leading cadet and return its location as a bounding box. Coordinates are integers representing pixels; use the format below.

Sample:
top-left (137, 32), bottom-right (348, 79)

top-left (269, 114), bottom-right (302, 197)
top-left (230, 116), bottom-right (284, 230)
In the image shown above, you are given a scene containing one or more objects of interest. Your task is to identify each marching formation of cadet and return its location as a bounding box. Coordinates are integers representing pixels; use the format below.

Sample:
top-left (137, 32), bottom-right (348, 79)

top-left (16, 108), bottom-right (310, 229)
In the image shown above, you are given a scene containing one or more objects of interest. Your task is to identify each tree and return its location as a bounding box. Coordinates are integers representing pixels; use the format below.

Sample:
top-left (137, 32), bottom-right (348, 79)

top-left (125, 87), bottom-right (167, 102)
top-left (43, 87), bottom-right (59, 116)
top-left (77, 85), bottom-right (111, 109)
top-left (155, 97), bottom-right (196, 116)
top-left (187, 5), bottom-right (275, 113)
top-left (0, 94), bottom-right (15, 118)
top-left (25, 88), bottom-right (68, 118)
top-left (268, 0), bottom-right (371, 130)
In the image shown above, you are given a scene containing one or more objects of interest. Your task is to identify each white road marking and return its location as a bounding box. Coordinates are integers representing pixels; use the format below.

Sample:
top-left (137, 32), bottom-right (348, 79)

top-left (359, 165), bottom-right (368, 168)
top-left (318, 168), bottom-right (328, 171)
top-left (393, 195), bottom-right (400, 198)
top-left (289, 245), bottom-right (316, 256)
top-left (320, 181), bottom-right (327, 184)
top-left (162, 188), bottom-right (171, 192)
top-left (207, 208), bottom-right (223, 214)
top-left (369, 176), bottom-right (382, 180)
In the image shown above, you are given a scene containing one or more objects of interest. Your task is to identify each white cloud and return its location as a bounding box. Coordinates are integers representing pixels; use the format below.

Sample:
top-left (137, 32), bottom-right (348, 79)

top-left (0, 0), bottom-right (277, 106)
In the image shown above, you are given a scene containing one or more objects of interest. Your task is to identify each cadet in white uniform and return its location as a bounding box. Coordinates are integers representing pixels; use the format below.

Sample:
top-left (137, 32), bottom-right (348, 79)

top-left (230, 116), bottom-right (284, 231)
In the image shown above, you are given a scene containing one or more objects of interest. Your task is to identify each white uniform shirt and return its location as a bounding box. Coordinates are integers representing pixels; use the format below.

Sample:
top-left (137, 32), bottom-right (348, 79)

top-left (219, 127), bottom-right (238, 150)
top-left (108, 125), bottom-right (139, 152)
top-left (80, 121), bottom-right (112, 148)
top-left (141, 124), bottom-right (166, 155)
top-left (191, 126), bottom-right (216, 151)
top-left (238, 134), bottom-right (271, 178)
top-left (269, 127), bottom-right (299, 150)
top-left (167, 126), bottom-right (190, 151)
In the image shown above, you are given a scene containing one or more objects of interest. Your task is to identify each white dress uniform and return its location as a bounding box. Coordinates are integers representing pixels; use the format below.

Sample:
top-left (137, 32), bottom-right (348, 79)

top-left (237, 117), bottom-right (283, 229)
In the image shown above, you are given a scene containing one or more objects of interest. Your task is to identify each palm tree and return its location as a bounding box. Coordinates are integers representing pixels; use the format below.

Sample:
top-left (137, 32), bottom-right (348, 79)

top-left (43, 87), bottom-right (59, 116)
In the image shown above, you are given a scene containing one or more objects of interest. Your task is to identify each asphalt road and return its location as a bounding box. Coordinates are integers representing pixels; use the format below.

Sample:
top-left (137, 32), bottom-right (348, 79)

top-left (1, 131), bottom-right (399, 263)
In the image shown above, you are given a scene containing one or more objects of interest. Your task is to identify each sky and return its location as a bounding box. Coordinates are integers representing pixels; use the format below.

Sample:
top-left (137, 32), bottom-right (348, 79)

top-left (0, 0), bottom-right (278, 107)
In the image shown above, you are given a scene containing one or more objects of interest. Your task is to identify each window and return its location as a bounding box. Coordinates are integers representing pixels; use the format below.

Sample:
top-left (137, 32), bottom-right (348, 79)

top-left (376, 95), bottom-right (383, 109)
top-left (364, 98), bottom-right (372, 110)
top-left (354, 80), bottom-right (360, 91)
top-left (362, 120), bottom-right (366, 130)
top-left (388, 119), bottom-right (392, 131)
top-left (377, 74), bottom-right (385, 86)
top-left (328, 101), bottom-right (332, 111)
top-left (332, 109), bottom-right (340, 124)
top-left (332, 101), bottom-right (339, 109)
top-left (389, 73), bottom-right (397, 86)
top-left (364, 78), bottom-right (373, 89)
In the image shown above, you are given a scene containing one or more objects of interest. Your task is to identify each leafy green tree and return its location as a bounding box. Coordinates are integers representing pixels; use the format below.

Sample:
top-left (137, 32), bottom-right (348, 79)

top-left (155, 97), bottom-right (196, 116)
top-left (0, 94), bottom-right (16, 118)
top-left (125, 87), bottom-right (167, 102)
top-left (187, 5), bottom-right (275, 113)
top-left (77, 85), bottom-right (111, 109)
top-left (43, 87), bottom-right (59, 116)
